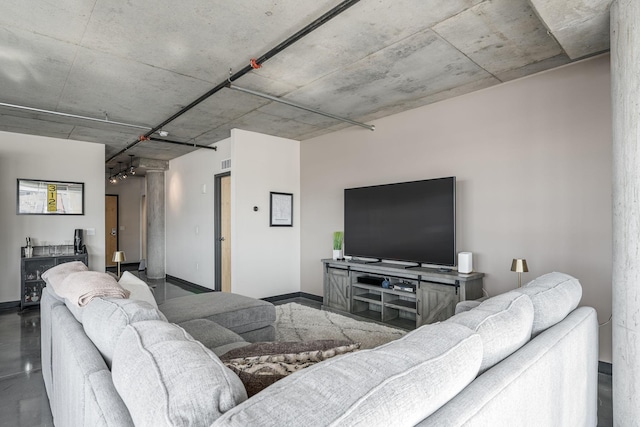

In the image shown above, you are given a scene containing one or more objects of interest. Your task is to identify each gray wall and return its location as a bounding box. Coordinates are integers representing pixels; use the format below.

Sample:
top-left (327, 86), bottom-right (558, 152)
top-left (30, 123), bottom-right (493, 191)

top-left (300, 54), bottom-right (613, 361)
top-left (0, 131), bottom-right (106, 303)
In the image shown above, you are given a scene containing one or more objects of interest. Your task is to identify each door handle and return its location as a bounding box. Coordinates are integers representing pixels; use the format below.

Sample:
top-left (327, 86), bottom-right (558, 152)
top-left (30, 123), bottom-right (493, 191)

top-left (219, 237), bottom-right (225, 242)
top-left (111, 228), bottom-right (117, 236)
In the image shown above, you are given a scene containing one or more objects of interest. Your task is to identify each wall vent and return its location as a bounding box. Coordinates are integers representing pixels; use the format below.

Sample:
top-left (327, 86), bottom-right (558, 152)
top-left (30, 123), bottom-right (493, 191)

top-left (221, 158), bottom-right (231, 170)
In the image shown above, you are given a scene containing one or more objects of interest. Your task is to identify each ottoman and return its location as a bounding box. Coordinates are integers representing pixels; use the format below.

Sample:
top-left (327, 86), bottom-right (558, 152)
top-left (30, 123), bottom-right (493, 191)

top-left (159, 292), bottom-right (276, 342)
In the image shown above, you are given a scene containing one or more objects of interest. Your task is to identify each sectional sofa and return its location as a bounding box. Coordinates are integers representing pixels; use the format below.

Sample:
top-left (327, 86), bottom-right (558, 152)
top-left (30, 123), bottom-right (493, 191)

top-left (40, 269), bottom-right (597, 426)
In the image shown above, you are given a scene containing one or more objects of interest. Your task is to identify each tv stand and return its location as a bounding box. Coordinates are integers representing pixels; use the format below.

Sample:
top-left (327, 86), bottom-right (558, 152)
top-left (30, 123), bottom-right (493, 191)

top-left (322, 259), bottom-right (484, 330)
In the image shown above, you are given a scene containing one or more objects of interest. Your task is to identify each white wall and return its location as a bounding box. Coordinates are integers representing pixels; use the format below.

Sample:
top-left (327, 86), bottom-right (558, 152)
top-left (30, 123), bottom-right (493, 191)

top-left (105, 176), bottom-right (145, 262)
top-left (0, 131), bottom-right (105, 303)
top-left (165, 139), bottom-right (231, 289)
top-left (300, 55), bottom-right (613, 361)
top-left (231, 129), bottom-right (300, 299)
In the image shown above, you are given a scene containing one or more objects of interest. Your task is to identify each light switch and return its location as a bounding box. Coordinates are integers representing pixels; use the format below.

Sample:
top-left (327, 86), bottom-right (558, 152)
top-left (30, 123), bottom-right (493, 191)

top-left (202, 184), bottom-right (207, 194)
top-left (120, 225), bottom-right (125, 231)
top-left (86, 228), bottom-right (95, 236)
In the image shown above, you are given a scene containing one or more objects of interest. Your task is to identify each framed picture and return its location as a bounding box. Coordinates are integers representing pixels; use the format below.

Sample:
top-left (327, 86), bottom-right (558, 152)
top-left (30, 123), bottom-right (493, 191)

top-left (270, 192), bottom-right (293, 227)
top-left (17, 179), bottom-right (85, 215)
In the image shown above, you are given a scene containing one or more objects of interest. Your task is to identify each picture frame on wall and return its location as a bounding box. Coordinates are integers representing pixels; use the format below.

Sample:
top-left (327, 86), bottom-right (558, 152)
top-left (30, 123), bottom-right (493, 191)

top-left (270, 192), bottom-right (293, 227)
top-left (17, 179), bottom-right (85, 215)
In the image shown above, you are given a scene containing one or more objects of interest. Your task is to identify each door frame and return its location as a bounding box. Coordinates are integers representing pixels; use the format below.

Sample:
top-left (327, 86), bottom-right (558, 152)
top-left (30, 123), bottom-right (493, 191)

top-left (214, 172), bottom-right (231, 292)
top-left (105, 194), bottom-right (119, 267)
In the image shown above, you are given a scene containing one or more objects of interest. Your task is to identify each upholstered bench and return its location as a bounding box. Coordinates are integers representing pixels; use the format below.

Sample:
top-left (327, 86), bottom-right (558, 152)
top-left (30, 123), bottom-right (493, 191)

top-left (158, 292), bottom-right (276, 342)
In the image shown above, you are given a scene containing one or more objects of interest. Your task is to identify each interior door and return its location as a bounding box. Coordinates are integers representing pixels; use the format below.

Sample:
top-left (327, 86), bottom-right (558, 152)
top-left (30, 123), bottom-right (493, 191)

top-left (220, 175), bottom-right (232, 292)
top-left (105, 195), bottom-right (118, 267)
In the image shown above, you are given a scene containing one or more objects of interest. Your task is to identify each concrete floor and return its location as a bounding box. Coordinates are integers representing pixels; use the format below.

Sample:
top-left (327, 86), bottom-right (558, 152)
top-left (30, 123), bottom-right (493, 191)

top-left (0, 273), bottom-right (613, 426)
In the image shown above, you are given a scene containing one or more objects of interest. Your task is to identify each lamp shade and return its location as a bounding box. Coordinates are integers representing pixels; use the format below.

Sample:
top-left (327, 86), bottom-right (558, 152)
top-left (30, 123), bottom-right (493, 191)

top-left (112, 251), bottom-right (126, 263)
top-left (510, 258), bottom-right (528, 273)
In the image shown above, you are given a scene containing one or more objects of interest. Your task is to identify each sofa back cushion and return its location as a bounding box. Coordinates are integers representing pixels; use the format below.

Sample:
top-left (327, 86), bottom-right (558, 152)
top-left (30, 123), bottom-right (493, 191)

top-left (447, 291), bottom-right (534, 373)
top-left (112, 320), bottom-right (247, 427)
top-left (213, 322), bottom-right (482, 427)
top-left (515, 272), bottom-right (582, 336)
top-left (83, 298), bottom-right (166, 368)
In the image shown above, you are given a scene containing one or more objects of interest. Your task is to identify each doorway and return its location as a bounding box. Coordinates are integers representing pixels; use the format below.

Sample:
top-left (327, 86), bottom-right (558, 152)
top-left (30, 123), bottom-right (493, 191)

top-left (215, 173), bottom-right (231, 292)
top-left (105, 195), bottom-right (119, 267)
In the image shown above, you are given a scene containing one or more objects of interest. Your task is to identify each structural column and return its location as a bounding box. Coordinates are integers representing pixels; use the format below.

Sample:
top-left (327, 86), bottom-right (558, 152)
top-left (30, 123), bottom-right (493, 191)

top-left (611, 0), bottom-right (640, 423)
top-left (146, 169), bottom-right (165, 279)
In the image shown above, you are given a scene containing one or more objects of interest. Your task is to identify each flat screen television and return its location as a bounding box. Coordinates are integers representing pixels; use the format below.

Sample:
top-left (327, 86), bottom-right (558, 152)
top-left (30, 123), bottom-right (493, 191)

top-left (344, 176), bottom-right (456, 266)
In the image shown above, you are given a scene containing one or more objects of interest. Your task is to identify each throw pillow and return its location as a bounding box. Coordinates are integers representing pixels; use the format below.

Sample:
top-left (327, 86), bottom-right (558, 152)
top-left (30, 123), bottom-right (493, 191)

top-left (118, 271), bottom-right (157, 308)
top-left (220, 340), bottom-right (361, 397)
top-left (41, 261), bottom-right (88, 295)
top-left (57, 271), bottom-right (130, 307)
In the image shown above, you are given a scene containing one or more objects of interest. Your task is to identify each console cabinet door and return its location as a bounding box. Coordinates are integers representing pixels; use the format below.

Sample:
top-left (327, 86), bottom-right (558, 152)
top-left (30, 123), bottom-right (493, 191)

top-left (324, 268), bottom-right (350, 312)
top-left (417, 282), bottom-right (458, 326)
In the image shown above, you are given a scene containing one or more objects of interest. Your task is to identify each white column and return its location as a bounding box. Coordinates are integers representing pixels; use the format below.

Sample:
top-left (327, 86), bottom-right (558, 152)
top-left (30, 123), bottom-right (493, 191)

top-left (146, 170), bottom-right (165, 279)
top-left (611, 0), bottom-right (640, 423)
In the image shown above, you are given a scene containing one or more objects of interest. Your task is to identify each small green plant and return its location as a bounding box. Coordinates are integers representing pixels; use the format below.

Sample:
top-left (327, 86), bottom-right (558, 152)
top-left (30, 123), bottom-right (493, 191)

top-left (333, 231), bottom-right (344, 250)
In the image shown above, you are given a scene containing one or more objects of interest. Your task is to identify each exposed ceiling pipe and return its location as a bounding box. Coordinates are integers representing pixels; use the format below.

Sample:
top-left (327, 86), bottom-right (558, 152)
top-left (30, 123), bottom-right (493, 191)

top-left (149, 137), bottom-right (217, 151)
top-left (227, 84), bottom-right (375, 131)
top-left (0, 102), bottom-right (151, 131)
top-left (105, 0), bottom-right (363, 164)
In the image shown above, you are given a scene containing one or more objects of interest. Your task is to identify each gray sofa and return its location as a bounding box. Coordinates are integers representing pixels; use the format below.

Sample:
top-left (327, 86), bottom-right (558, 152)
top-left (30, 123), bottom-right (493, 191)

top-left (40, 271), bottom-right (598, 426)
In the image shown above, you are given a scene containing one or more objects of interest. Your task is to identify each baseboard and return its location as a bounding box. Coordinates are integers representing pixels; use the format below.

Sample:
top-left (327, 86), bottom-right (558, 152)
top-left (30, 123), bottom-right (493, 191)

top-left (0, 301), bottom-right (20, 312)
top-left (164, 275), bottom-right (214, 294)
top-left (262, 292), bottom-right (323, 303)
top-left (599, 361), bottom-right (612, 375)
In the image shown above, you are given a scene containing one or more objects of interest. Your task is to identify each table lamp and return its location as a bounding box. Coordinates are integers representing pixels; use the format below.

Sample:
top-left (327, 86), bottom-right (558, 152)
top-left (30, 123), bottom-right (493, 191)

top-left (112, 251), bottom-right (126, 278)
top-left (511, 258), bottom-right (528, 288)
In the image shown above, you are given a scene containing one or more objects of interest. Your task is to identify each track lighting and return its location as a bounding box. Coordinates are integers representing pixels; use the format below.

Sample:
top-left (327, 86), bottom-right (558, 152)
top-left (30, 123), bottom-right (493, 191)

top-left (128, 154), bottom-right (136, 175)
top-left (117, 161), bottom-right (127, 180)
top-left (107, 168), bottom-right (117, 184)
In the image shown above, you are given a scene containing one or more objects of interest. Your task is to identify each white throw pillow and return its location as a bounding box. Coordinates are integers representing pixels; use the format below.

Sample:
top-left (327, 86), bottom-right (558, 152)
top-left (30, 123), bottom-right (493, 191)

top-left (118, 271), bottom-right (157, 308)
top-left (41, 261), bottom-right (88, 295)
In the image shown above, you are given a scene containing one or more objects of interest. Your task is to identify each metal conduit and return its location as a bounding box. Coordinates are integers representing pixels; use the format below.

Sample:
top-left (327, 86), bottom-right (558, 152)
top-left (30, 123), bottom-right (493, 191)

top-left (0, 102), bottom-right (151, 131)
top-left (106, 0), bottom-right (363, 164)
top-left (149, 137), bottom-right (217, 151)
top-left (227, 84), bottom-right (374, 131)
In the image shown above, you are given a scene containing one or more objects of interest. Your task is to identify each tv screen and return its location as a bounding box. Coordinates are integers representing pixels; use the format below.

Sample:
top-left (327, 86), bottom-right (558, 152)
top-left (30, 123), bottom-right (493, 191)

top-left (344, 177), bottom-right (456, 266)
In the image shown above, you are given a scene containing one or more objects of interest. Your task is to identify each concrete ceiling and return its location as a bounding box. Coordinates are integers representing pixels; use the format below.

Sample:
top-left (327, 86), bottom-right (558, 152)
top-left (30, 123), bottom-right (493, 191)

top-left (0, 0), bottom-right (612, 172)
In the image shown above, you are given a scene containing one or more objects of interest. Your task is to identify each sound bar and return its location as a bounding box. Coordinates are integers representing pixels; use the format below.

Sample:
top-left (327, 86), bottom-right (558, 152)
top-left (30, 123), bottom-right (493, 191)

top-left (357, 276), bottom-right (385, 286)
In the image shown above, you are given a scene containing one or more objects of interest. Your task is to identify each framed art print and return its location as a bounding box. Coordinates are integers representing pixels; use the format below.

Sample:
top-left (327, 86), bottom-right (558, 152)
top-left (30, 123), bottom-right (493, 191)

top-left (270, 192), bottom-right (293, 226)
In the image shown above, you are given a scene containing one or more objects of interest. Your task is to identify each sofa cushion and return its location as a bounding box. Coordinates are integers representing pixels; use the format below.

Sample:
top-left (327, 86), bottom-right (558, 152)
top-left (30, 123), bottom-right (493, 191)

top-left (178, 319), bottom-right (249, 355)
top-left (83, 298), bottom-right (166, 368)
top-left (159, 292), bottom-right (276, 336)
top-left (515, 272), bottom-right (582, 336)
top-left (213, 322), bottom-right (482, 427)
top-left (118, 271), bottom-right (157, 308)
top-left (220, 340), bottom-right (360, 397)
top-left (455, 300), bottom-right (482, 315)
top-left (447, 291), bottom-right (534, 373)
top-left (112, 320), bottom-right (247, 427)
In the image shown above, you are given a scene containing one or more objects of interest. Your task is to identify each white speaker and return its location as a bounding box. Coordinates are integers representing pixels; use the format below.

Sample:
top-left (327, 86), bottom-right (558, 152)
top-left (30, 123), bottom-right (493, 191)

top-left (458, 252), bottom-right (473, 274)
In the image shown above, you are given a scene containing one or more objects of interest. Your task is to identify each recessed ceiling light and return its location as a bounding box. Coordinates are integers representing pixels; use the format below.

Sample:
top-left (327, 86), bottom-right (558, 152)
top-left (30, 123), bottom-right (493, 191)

top-left (159, 130), bottom-right (169, 137)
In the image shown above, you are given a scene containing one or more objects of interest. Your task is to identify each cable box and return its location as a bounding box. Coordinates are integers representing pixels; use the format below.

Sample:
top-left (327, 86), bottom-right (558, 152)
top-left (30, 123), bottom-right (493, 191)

top-left (357, 276), bottom-right (385, 286)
